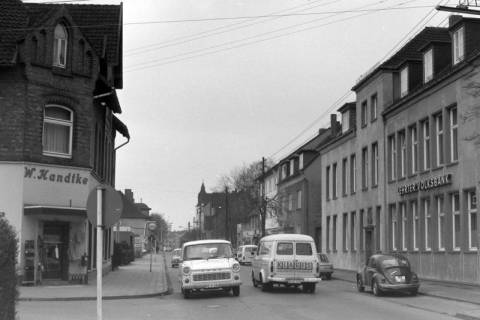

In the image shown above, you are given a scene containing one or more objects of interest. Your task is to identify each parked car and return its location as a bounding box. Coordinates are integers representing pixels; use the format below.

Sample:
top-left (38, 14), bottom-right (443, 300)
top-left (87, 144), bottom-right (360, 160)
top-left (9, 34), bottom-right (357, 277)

top-left (252, 234), bottom-right (320, 293)
top-left (179, 239), bottom-right (242, 298)
top-left (171, 248), bottom-right (182, 268)
top-left (317, 253), bottom-right (333, 280)
top-left (356, 254), bottom-right (420, 296)
top-left (236, 245), bottom-right (257, 265)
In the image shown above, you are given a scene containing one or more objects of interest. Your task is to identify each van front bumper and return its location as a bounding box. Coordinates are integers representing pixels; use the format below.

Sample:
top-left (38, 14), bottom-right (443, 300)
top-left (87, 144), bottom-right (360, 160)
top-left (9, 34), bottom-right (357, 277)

top-left (182, 278), bottom-right (242, 290)
top-left (268, 276), bottom-right (320, 284)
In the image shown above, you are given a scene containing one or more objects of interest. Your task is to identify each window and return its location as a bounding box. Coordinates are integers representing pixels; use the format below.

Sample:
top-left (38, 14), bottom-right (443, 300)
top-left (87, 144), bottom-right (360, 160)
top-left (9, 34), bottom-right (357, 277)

top-left (43, 105), bottom-right (73, 157)
top-left (400, 203), bottom-right (407, 251)
top-left (371, 94), bottom-right (377, 121)
top-left (290, 159), bottom-right (295, 176)
top-left (296, 243), bottom-right (312, 255)
top-left (437, 196), bottom-right (445, 251)
top-left (343, 213), bottom-right (348, 252)
top-left (342, 158), bottom-right (348, 196)
top-left (400, 66), bottom-right (409, 97)
top-left (326, 216), bottom-right (331, 252)
top-left (359, 209), bottom-right (364, 251)
top-left (388, 135), bottom-right (396, 180)
top-left (424, 199), bottom-right (431, 251)
top-left (435, 113), bottom-right (444, 166)
top-left (412, 201), bottom-right (419, 251)
top-left (350, 154), bottom-right (356, 194)
top-left (361, 101), bottom-right (368, 127)
top-left (341, 110), bottom-right (350, 133)
top-left (282, 164), bottom-right (287, 179)
top-left (424, 48), bottom-right (433, 82)
top-left (452, 193), bottom-right (461, 251)
top-left (399, 131), bottom-right (406, 178)
top-left (376, 206), bottom-right (381, 252)
top-left (288, 194), bottom-right (293, 211)
top-left (390, 205), bottom-right (397, 250)
top-left (467, 191), bottom-right (478, 250)
top-left (351, 211), bottom-right (356, 251)
top-left (326, 166), bottom-right (330, 200)
top-left (362, 147), bottom-right (368, 189)
top-left (372, 142), bottom-right (378, 186)
top-left (449, 107), bottom-right (458, 162)
top-left (332, 163), bottom-right (337, 199)
top-left (422, 119), bottom-right (430, 170)
top-left (410, 125), bottom-right (418, 174)
top-left (332, 215), bottom-right (337, 251)
top-left (299, 153), bottom-right (304, 170)
top-left (297, 190), bottom-right (302, 209)
top-left (276, 242), bottom-right (293, 255)
top-left (259, 241), bottom-right (273, 255)
top-left (453, 26), bottom-right (465, 65)
top-left (53, 24), bottom-right (68, 67)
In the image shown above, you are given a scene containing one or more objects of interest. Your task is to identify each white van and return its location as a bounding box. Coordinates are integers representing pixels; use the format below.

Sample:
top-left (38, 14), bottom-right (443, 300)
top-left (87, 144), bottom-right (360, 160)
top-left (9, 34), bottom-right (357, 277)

top-left (251, 234), bottom-right (320, 293)
top-left (236, 245), bottom-right (257, 265)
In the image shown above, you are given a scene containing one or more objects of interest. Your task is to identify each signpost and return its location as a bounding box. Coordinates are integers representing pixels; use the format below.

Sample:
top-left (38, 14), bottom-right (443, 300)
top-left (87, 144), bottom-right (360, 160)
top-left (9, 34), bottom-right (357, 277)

top-left (86, 185), bottom-right (123, 320)
top-left (147, 222), bottom-right (157, 272)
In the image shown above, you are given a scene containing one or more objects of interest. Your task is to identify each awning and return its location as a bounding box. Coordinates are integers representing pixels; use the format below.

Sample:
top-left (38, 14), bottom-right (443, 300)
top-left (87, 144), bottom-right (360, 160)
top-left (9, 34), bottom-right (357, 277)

top-left (24, 206), bottom-right (86, 217)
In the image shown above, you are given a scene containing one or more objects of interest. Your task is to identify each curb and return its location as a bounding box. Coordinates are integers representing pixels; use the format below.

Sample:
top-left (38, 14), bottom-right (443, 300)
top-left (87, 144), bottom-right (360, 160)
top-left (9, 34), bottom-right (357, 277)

top-left (332, 275), bottom-right (480, 307)
top-left (455, 313), bottom-right (480, 320)
top-left (19, 254), bottom-right (173, 302)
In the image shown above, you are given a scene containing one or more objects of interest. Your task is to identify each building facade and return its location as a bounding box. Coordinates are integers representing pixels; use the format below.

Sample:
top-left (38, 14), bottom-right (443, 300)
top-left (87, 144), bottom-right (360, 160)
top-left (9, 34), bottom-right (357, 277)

top-left (0, 0), bottom-right (127, 284)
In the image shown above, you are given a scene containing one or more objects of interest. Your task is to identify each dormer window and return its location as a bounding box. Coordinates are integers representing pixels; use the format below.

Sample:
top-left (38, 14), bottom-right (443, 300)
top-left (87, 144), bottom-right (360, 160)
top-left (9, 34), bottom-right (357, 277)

top-left (299, 153), bottom-right (304, 170)
top-left (282, 164), bottom-right (288, 179)
top-left (53, 24), bottom-right (68, 67)
top-left (400, 66), bottom-right (408, 97)
top-left (341, 110), bottom-right (350, 133)
top-left (424, 48), bottom-right (433, 83)
top-left (290, 159), bottom-right (295, 176)
top-left (453, 26), bottom-right (464, 65)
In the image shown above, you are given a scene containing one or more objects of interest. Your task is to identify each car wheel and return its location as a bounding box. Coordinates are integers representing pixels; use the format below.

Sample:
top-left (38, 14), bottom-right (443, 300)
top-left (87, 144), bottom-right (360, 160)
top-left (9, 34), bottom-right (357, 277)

top-left (302, 283), bottom-right (312, 293)
top-left (309, 284), bottom-right (316, 293)
top-left (356, 276), bottom-right (365, 292)
top-left (232, 286), bottom-right (240, 297)
top-left (260, 275), bottom-right (271, 292)
top-left (410, 288), bottom-right (418, 296)
top-left (252, 272), bottom-right (258, 287)
top-left (326, 273), bottom-right (332, 280)
top-left (372, 280), bottom-right (382, 297)
top-left (182, 288), bottom-right (191, 299)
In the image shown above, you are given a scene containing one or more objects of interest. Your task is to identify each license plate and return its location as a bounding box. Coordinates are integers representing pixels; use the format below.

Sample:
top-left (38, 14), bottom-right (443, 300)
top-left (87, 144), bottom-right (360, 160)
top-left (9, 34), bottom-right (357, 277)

top-left (207, 283), bottom-right (219, 288)
top-left (395, 276), bottom-right (405, 283)
top-left (288, 280), bottom-right (301, 284)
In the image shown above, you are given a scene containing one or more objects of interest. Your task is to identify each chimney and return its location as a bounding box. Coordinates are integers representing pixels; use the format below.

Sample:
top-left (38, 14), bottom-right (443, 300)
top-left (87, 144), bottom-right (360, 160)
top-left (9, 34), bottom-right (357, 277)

top-left (125, 189), bottom-right (134, 203)
top-left (330, 114), bottom-right (339, 137)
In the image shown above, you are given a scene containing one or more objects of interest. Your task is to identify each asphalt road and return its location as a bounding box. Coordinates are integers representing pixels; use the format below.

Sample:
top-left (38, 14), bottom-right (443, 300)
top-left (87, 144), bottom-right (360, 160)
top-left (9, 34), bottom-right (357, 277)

top-left (18, 254), bottom-right (479, 320)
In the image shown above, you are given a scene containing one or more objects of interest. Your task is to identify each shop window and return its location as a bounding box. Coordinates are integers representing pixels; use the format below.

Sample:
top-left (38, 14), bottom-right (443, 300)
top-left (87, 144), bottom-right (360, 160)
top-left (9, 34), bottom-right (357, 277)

top-left (412, 201), bottom-right (419, 251)
top-left (452, 193), bottom-right (461, 251)
top-left (390, 204), bottom-right (397, 251)
top-left (467, 191), bottom-right (478, 251)
top-left (43, 105), bottom-right (73, 157)
top-left (53, 24), bottom-right (68, 68)
top-left (423, 198), bottom-right (432, 251)
top-left (437, 196), bottom-right (445, 251)
top-left (400, 203), bottom-right (407, 251)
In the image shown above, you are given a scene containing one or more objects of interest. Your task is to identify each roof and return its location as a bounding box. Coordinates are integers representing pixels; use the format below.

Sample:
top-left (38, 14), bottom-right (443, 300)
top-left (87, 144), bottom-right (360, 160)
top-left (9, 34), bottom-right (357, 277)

top-left (182, 239), bottom-right (231, 247)
top-left (0, 0), bottom-right (28, 66)
top-left (260, 233), bottom-right (314, 242)
top-left (23, 2), bottom-right (122, 65)
top-left (120, 192), bottom-right (149, 220)
top-left (353, 27), bottom-right (450, 91)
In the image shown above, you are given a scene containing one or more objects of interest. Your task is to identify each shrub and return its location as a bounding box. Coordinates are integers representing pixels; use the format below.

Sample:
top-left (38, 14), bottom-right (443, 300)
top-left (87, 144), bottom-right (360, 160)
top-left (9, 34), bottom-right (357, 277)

top-left (112, 241), bottom-right (134, 268)
top-left (0, 218), bottom-right (18, 320)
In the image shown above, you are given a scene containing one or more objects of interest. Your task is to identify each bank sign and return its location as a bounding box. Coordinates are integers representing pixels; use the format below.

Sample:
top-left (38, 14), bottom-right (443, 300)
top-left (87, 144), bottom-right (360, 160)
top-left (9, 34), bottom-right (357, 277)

top-left (398, 174), bottom-right (452, 196)
top-left (24, 166), bottom-right (89, 185)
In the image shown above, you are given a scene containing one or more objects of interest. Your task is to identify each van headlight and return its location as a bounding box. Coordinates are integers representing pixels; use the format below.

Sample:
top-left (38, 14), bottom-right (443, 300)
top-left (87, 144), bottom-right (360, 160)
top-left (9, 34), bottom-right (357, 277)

top-left (182, 266), bottom-right (191, 275)
top-left (232, 263), bottom-right (240, 273)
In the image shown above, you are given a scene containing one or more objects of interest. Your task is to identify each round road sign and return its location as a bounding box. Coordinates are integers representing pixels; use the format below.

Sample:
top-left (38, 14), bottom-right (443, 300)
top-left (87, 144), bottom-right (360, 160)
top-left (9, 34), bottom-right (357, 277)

top-left (148, 222), bottom-right (157, 231)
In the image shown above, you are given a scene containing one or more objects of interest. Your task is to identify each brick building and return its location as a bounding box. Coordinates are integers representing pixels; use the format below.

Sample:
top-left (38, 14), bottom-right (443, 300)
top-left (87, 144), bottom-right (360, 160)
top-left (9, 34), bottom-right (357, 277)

top-left (0, 0), bottom-right (128, 284)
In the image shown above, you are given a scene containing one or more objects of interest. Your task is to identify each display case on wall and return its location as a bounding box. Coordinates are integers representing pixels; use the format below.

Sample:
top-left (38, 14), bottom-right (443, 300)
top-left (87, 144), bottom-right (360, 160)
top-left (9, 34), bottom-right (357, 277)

top-left (23, 240), bottom-right (35, 285)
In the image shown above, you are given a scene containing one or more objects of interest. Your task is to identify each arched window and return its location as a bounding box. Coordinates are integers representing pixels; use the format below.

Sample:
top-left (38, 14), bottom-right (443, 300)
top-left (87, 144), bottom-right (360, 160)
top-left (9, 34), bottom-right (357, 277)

top-left (53, 24), bottom-right (68, 67)
top-left (43, 105), bottom-right (73, 157)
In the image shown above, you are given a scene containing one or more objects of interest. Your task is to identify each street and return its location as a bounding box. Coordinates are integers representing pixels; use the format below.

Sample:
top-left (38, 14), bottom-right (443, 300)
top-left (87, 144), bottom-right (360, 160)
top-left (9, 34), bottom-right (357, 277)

top-left (18, 254), bottom-right (480, 320)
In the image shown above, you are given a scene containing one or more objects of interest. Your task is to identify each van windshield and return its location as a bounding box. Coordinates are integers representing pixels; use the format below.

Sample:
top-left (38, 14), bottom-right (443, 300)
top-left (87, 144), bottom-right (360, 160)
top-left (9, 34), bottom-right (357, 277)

top-left (183, 243), bottom-right (232, 260)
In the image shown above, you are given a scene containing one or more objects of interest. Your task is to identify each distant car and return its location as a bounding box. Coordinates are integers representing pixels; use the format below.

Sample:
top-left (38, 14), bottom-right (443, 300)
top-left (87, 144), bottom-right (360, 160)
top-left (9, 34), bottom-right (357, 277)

top-left (179, 239), bottom-right (242, 298)
top-left (236, 245), bottom-right (257, 265)
top-left (171, 248), bottom-right (182, 268)
top-left (356, 254), bottom-right (420, 296)
top-left (317, 253), bottom-right (333, 280)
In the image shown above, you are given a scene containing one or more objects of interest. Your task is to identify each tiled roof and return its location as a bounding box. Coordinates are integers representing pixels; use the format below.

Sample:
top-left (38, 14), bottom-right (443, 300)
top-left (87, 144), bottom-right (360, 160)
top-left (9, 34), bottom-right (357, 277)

top-left (23, 2), bottom-right (122, 65)
top-left (353, 27), bottom-right (450, 90)
top-left (0, 0), bottom-right (28, 66)
top-left (120, 193), bottom-right (149, 220)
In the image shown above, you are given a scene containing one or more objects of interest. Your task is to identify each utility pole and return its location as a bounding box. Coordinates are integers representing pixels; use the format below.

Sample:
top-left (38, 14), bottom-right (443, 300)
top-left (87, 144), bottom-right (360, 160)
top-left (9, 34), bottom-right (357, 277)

top-left (261, 157), bottom-right (267, 238)
top-left (225, 185), bottom-right (229, 241)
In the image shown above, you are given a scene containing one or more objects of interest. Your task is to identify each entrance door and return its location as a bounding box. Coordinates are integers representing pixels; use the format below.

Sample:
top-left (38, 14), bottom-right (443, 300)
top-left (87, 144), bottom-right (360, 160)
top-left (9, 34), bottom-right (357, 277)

top-left (364, 227), bottom-right (374, 263)
top-left (42, 222), bottom-right (69, 280)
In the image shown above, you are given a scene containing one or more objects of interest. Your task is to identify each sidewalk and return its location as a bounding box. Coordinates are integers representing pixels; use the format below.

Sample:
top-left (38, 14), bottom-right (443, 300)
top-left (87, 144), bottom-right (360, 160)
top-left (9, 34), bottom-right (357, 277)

top-left (19, 253), bottom-right (169, 301)
top-left (333, 269), bottom-right (480, 319)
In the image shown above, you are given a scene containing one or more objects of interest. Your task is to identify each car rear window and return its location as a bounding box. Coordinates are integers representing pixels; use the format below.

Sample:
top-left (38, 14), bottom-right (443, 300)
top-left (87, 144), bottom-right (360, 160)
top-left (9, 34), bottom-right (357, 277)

top-left (276, 242), bottom-right (293, 255)
top-left (380, 257), bottom-right (409, 268)
top-left (296, 243), bottom-right (313, 256)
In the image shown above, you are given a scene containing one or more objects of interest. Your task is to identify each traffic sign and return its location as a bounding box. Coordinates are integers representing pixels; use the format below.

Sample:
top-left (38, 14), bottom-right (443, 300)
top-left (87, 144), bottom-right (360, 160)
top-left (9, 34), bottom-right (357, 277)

top-left (86, 185), bottom-right (123, 228)
top-left (148, 222), bottom-right (157, 231)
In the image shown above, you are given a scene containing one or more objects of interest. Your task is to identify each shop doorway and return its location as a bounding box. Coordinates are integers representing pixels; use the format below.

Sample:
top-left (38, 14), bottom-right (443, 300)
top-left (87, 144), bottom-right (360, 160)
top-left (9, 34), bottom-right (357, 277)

top-left (42, 222), bottom-right (69, 280)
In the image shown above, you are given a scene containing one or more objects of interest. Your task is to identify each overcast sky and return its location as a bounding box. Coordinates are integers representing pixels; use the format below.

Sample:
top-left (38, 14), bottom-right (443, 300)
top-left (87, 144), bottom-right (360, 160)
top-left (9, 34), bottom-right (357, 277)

top-left (32, 0), bottom-right (455, 229)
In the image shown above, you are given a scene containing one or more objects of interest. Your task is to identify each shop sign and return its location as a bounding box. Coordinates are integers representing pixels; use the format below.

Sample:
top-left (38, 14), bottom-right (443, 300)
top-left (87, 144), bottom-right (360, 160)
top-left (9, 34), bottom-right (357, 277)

top-left (24, 166), bottom-right (88, 185)
top-left (398, 173), bottom-right (452, 196)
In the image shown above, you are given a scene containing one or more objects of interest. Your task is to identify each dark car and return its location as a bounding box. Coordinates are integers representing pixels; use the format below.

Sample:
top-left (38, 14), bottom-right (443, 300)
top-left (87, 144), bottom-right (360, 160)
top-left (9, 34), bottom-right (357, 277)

top-left (356, 254), bottom-right (420, 296)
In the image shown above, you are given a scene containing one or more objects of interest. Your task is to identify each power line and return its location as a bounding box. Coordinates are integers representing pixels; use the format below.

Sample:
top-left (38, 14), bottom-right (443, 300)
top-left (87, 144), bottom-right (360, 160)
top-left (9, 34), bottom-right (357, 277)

top-left (125, 0), bottom-right (404, 72)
